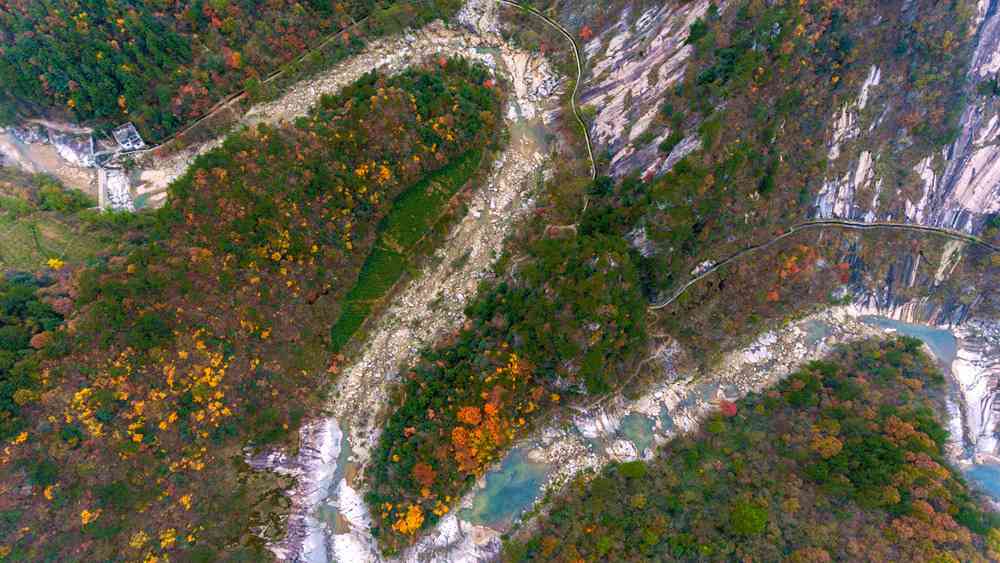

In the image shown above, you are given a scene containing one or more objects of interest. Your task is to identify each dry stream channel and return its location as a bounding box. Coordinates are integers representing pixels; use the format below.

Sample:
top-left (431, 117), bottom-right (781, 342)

top-left (6, 1), bottom-right (1000, 561)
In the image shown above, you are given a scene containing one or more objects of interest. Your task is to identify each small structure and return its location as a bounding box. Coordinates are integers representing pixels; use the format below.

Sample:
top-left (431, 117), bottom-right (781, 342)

top-left (112, 122), bottom-right (146, 151)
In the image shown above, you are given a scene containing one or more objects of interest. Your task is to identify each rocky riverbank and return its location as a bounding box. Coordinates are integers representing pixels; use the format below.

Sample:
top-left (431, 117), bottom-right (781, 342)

top-left (248, 0), bottom-right (566, 560)
top-left (490, 309), bottom-right (882, 521)
top-left (482, 304), bottom-right (1000, 556)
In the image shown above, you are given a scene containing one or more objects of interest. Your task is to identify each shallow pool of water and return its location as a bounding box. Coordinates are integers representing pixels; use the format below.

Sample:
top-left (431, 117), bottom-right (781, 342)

top-left (677, 382), bottom-right (719, 410)
top-left (659, 406), bottom-right (675, 431)
top-left (315, 419), bottom-right (354, 533)
top-left (965, 464), bottom-right (1000, 501)
top-left (860, 316), bottom-right (957, 365)
top-left (460, 446), bottom-right (551, 529)
top-left (618, 413), bottom-right (656, 454)
top-left (802, 319), bottom-right (833, 347)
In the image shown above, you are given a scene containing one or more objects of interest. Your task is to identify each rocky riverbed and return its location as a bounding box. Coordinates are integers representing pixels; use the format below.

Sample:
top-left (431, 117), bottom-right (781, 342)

top-left (135, 4), bottom-right (557, 199)
top-left (247, 0), bottom-right (566, 560)
top-left (458, 304), bottom-right (1000, 557)
top-left (0, 126), bottom-right (99, 198)
top-left (467, 309), bottom-right (881, 532)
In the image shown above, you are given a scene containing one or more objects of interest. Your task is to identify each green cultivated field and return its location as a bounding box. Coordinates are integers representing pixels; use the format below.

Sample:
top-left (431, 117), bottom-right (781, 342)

top-left (330, 149), bottom-right (483, 350)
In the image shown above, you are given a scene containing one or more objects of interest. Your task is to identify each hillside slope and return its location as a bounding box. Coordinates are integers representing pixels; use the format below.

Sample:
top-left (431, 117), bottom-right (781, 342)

top-left (0, 60), bottom-right (499, 561)
top-left (506, 338), bottom-right (1000, 562)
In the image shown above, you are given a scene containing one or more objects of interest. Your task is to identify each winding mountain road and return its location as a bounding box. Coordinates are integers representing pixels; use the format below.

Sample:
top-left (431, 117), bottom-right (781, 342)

top-left (498, 0), bottom-right (596, 180)
top-left (650, 219), bottom-right (1000, 311)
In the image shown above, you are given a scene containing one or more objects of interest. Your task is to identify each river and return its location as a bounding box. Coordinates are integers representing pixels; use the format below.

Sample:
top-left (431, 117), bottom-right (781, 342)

top-left (859, 316), bottom-right (1000, 506)
top-left (454, 313), bottom-right (1000, 542)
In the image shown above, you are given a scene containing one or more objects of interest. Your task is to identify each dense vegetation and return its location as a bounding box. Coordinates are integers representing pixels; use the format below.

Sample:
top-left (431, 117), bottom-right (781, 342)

top-left (0, 275), bottom-right (64, 441)
top-left (367, 233), bottom-right (648, 552)
top-left (0, 0), bottom-right (464, 139)
top-left (506, 338), bottom-right (1000, 561)
top-left (0, 0), bottom-right (990, 559)
top-left (367, 0), bottom-right (982, 552)
top-left (0, 60), bottom-right (499, 561)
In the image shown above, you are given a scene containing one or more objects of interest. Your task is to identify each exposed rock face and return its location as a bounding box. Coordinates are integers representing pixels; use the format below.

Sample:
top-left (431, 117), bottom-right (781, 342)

top-left (845, 239), bottom-right (974, 328)
top-left (98, 168), bottom-right (134, 211)
top-left (578, 0), bottom-right (714, 178)
top-left (11, 124), bottom-right (50, 145)
top-left (457, 0), bottom-right (499, 36)
top-left (953, 319), bottom-right (1000, 461)
top-left (247, 418), bottom-right (343, 563)
top-left (398, 514), bottom-right (501, 563)
top-left (814, 2), bottom-right (1000, 233)
top-left (573, 409), bottom-right (622, 438)
top-left (48, 130), bottom-right (95, 168)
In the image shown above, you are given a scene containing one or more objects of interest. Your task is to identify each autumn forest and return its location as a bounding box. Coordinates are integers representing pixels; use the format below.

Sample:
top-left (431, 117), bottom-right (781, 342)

top-left (1, 0), bottom-right (1000, 561)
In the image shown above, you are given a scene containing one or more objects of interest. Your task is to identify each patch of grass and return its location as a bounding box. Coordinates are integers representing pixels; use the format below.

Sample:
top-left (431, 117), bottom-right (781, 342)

top-left (330, 150), bottom-right (483, 351)
top-left (380, 150), bottom-right (482, 248)
top-left (0, 213), bottom-right (106, 270)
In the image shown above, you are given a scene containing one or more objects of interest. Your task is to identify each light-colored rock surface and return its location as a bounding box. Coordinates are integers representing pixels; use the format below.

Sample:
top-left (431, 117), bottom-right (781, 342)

top-left (814, 7), bottom-right (1000, 233)
top-left (0, 130), bottom-right (98, 197)
top-left (579, 0), bottom-right (715, 177)
top-left (827, 65), bottom-right (881, 162)
top-left (98, 168), bottom-right (134, 211)
top-left (953, 319), bottom-right (1000, 459)
top-left (248, 419), bottom-right (343, 563)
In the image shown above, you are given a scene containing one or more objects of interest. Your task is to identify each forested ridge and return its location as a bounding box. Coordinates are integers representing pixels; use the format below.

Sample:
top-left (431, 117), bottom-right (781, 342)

top-left (364, 0), bottom-right (986, 551)
top-left (0, 0), bottom-right (464, 140)
top-left (0, 0), bottom-right (998, 560)
top-left (505, 338), bottom-right (1000, 561)
top-left (0, 59), bottom-right (499, 561)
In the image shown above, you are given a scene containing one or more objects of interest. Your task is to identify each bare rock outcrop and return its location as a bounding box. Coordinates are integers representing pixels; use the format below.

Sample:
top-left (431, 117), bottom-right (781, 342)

top-left (814, 1), bottom-right (1000, 233)
top-left (578, 0), bottom-right (715, 178)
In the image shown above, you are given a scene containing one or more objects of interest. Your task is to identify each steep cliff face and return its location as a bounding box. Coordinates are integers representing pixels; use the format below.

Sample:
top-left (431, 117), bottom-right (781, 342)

top-left (815, 1), bottom-right (1000, 233)
top-left (572, 0), bottom-right (1000, 479)
top-left (576, 0), bottom-right (712, 178)
top-left (954, 319), bottom-right (1000, 461)
top-left (808, 1), bottom-right (1000, 463)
